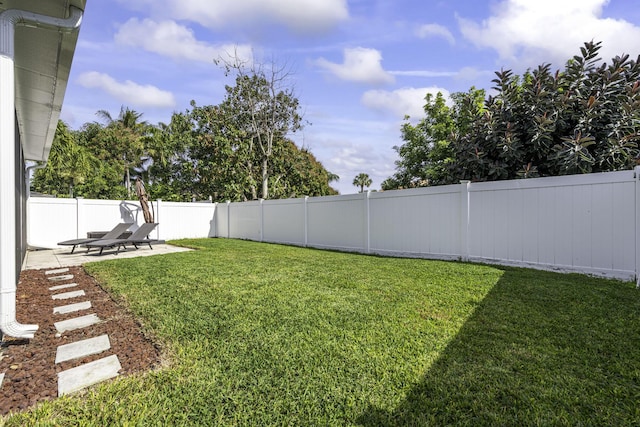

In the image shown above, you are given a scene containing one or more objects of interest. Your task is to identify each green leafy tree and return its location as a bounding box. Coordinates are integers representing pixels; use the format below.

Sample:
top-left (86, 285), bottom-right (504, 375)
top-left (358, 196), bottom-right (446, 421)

top-left (218, 58), bottom-right (304, 199)
top-left (269, 139), bottom-right (339, 198)
top-left (96, 106), bottom-right (151, 198)
top-left (385, 41), bottom-right (640, 188)
top-left (31, 121), bottom-right (95, 197)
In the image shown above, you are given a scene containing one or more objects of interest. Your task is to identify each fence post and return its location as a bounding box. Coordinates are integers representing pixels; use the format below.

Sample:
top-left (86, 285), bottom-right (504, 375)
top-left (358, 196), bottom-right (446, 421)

top-left (155, 199), bottom-right (161, 240)
top-left (633, 166), bottom-right (640, 289)
top-left (75, 197), bottom-right (84, 239)
top-left (226, 201), bottom-right (231, 239)
top-left (259, 199), bottom-right (264, 242)
top-left (365, 190), bottom-right (371, 254)
top-left (304, 196), bottom-right (308, 247)
top-left (212, 202), bottom-right (218, 238)
top-left (460, 181), bottom-right (470, 262)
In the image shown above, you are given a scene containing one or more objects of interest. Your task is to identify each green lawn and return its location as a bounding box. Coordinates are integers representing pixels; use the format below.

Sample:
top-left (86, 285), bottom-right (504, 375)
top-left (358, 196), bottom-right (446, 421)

top-left (6, 238), bottom-right (640, 425)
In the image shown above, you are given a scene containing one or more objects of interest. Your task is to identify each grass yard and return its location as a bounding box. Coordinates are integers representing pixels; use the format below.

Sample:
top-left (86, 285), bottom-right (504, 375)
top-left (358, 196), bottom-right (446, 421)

top-left (5, 238), bottom-right (640, 425)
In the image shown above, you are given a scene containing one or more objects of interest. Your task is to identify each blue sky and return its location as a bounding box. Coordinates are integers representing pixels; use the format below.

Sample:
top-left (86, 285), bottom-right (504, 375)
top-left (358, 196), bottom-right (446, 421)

top-left (60, 0), bottom-right (640, 195)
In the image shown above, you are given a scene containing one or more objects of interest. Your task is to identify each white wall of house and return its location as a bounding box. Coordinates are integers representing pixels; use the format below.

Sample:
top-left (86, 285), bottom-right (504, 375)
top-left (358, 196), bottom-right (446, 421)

top-left (28, 167), bottom-right (640, 282)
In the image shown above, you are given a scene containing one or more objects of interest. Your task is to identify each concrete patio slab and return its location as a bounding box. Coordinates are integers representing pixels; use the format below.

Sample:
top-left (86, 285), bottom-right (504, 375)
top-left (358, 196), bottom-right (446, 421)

top-left (55, 334), bottom-right (111, 364)
top-left (49, 282), bottom-right (78, 291)
top-left (45, 268), bottom-right (69, 275)
top-left (54, 313), bottom-right (100, 333)
top-left (51, 290), bottom-right (85, 300)
top-left (24, 243), bottom-right (192, 270)
top-left (53, 301), bottom-right (92, 315)
top-left (57, 354), bottom-right (121, 396)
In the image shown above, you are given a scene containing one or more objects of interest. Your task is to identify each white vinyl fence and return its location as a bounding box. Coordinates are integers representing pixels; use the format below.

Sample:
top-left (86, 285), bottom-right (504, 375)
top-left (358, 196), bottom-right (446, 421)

top-left (215, 168), bottom-right (640, 282)
top-left (27, 167), bottom-right (640, 282)
top-left (27, 198), bottom-right (216, 248)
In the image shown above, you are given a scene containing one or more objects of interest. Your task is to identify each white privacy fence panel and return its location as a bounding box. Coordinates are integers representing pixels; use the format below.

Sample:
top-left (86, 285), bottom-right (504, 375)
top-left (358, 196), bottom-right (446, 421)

top-left (369, 185), bottom-right (464, 259)
top-left (28, 198), bottom-right (78, 248)
top-left (228, 201), bottom-right (262, 241)
top-left (216, 202), bottom-right (230, 238)
top-left (467, 170), bottom-right (637, 279)
top-left (155, 201), bottom-right (216, 240)
top-left (26, 167), bottom-right (640, 282)
top-left (262, 198), bottom-right (306, 245)
top-left (214, 168), bottom-right (640, 282)
top-left (306, 194), bottom-right (367, 251)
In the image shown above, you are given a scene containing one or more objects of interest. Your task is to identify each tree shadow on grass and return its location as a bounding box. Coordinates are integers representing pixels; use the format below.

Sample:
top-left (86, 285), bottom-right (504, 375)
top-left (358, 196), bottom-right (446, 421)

top-left (357, 268), bottom-right (640, 426)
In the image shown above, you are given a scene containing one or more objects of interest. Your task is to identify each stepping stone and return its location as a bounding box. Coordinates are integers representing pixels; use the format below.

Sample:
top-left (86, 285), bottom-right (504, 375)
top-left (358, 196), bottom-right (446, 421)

top-left (49, 283), bottom-right (78, 291)
top-left (46, 268), bottom-right (69, 275)
top-left (48, 274), bottom-right (74, 282)
top-left (57, 355), bottom-right (121, 396)
top-left (54, 314), bottom-right (100, 333)
top-left (53, 301), bottom-right (92, 315)
top-left (55, 334), bottom-right (111, 364)
top-left (52, 290), bottom-right (85, 300)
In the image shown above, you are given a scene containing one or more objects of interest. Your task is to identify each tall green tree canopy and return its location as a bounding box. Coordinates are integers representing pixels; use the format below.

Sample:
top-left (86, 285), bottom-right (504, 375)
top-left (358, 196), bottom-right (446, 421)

top-left (34, 88), bottom-right (337, 201)
top-left (384, 41), bottom-right (640, 190)
top-left (31, 121), bottom-right (95, 197)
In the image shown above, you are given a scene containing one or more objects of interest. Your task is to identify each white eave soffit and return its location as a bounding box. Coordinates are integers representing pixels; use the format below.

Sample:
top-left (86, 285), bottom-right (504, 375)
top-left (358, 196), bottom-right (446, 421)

top-left (1, 0), bottom-right (86, 162)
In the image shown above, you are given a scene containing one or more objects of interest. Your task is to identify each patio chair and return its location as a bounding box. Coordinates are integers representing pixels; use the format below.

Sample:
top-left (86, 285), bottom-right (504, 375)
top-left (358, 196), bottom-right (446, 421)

top-left (85, 222), bottom-right (162, 255)
top-left (57, 222), bottom-right (133, 254)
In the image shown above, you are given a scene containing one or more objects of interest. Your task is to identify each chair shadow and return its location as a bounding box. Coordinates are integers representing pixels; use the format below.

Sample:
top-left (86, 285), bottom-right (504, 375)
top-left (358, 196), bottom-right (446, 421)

top-left (356, 268), bottom-right (640, 425)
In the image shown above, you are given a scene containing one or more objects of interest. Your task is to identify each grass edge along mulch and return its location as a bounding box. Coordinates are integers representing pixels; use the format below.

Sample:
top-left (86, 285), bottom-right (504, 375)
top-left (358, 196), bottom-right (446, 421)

top-left (4, 238), bottom-right (640, 426)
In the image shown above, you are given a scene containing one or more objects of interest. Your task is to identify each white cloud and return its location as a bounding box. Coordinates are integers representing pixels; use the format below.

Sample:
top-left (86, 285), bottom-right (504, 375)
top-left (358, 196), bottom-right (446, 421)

top-left (416, 23), bottom-right (455, 45)
top-left (315, 47), bottom-right (395, 85)
top-left (390, 70), bottom-right (458, 78)
top-left (361, 87), bottom-right (451, 120)
top-left (115, 18), bottom-right (253, 64)
top-left (118, 0), bottom-right (348, 34)
top-left (458, 0), bottom-right (640, 67)
top-left (76, 72), bottom-right (176, 108)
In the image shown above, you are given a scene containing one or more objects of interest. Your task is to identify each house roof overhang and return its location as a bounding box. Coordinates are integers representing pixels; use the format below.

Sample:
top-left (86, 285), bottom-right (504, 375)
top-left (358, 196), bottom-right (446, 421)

top-left (1, 0), bottom-right (86, 162)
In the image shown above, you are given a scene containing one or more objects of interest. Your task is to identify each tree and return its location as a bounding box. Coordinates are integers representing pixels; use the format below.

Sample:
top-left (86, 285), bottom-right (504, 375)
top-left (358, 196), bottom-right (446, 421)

top-left (384, 41), bottom-right (640, 188)
top-left (353, 173), bottom-right (372, 193)
top-left (269, 139), bottom-right (339, 198)
top-left (31, 121), bottom-right (95, 197)
top-left (141, 101), bottom-right (337, 202)
top-left (218, 57), bottom-right (304, 199)
top-left (96, 106), bottom-right (151, 198)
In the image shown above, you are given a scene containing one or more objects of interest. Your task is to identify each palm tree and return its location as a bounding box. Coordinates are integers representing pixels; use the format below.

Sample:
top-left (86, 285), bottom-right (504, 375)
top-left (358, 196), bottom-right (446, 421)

top-left (353, 173), bottom-right (372, 193)
top-left (96, 106), bottom-right (150, 198)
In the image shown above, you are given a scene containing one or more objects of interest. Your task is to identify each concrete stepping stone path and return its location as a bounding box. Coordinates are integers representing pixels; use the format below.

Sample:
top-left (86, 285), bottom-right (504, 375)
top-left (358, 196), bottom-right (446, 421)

top-left (47, 274), bottom-right (74, 282)
top-left (54, 313), bottom-right (101, 333)
top-left (55, 335), bottom-right (111, 364)
top-left (58, 355), bottom-right (121, 396)
top-left (49, 283), bottom-right (78, 291)
top-left (45, 268), bottom-right (69, 275)
top-left (51, 290), bottom-right (85, 300)
top-left (0, 267), bottom-right (123, 400)
top-left (53, 301), bottom-right (92, 315)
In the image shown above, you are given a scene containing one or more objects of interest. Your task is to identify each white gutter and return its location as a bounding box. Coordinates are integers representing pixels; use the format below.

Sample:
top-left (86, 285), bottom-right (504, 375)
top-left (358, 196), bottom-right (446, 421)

top-left (0, 6), bottom-right (83, 339)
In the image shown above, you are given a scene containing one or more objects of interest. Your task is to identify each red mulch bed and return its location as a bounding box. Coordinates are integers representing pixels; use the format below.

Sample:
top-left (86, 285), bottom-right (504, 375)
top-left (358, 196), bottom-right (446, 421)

top-left (0, 266), bottom-right (162, 416)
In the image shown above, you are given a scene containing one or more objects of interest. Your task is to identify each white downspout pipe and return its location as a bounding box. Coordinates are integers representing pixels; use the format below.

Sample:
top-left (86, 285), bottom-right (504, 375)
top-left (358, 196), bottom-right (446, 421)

top-left (25, 161), bottom-right (46, 198)
top-left (0, 6), bottom-right (83, 339)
